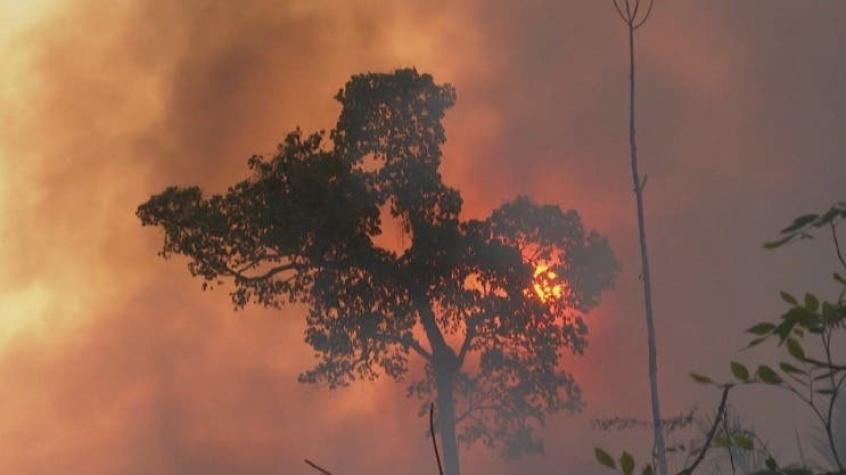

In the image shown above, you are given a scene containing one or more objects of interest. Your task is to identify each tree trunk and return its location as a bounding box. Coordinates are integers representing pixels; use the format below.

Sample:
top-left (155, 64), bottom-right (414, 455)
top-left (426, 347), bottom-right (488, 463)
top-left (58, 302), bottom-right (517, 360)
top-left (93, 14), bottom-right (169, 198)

top-left (626, 20), bottom-right (668, 475)
top-left (414, 288), bottom-right (461, 475)
top-left (435, 369), bottom-right (461, 475)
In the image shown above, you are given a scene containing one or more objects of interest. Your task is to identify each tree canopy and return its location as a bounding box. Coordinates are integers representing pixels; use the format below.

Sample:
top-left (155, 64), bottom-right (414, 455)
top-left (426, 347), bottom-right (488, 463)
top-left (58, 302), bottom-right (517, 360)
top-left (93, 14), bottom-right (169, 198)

top-left (137, 68), bottom-right (618, 463)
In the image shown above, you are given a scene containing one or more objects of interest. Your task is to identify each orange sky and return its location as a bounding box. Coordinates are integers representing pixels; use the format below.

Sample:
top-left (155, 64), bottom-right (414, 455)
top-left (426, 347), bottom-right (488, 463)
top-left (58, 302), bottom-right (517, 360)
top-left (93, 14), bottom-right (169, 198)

top-left (1, 1), bottom-right (845, 474)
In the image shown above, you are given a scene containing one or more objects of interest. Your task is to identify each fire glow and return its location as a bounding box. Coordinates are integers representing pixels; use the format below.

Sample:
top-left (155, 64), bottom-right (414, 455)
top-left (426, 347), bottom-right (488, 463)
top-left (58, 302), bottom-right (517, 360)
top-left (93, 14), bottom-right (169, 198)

top-left (532, 262), bottom-right (563, 303)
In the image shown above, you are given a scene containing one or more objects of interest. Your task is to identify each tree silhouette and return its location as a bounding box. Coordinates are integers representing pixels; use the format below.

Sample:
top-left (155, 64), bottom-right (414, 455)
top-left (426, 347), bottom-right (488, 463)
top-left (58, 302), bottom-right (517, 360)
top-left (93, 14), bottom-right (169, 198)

top-left (137, 68), bottom-right (618, 475)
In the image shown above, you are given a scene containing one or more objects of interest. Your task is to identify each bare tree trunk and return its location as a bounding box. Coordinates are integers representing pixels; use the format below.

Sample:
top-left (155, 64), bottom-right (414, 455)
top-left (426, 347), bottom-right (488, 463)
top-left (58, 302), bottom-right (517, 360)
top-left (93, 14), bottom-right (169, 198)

top-left (435, 370), bottom-right (461, 475)
top-left (625, 14), bottom-right (668, 475)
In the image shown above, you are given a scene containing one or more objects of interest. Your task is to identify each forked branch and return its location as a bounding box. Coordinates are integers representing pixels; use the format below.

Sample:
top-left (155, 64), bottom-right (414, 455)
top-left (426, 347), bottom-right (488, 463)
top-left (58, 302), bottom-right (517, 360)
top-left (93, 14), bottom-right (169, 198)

top-left (611, 0), bottom-right (655, 29)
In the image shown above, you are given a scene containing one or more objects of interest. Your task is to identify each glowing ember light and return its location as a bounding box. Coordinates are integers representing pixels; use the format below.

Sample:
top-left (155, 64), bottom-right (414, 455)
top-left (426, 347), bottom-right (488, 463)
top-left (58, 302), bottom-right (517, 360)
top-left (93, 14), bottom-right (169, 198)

top-left (532, 262), bottom-right (563, 303)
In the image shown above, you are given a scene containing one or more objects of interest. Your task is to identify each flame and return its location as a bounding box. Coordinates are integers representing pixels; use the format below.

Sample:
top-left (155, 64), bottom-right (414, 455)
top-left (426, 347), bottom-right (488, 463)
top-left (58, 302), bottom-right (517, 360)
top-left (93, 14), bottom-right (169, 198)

top-left (532, 262), bottom-right (563, 303)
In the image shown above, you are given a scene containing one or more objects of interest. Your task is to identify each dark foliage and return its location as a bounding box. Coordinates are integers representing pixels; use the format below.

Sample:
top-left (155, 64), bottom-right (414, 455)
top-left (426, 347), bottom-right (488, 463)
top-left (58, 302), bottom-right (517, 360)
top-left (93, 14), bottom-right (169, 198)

top-left (138, 69), bottom-right (618, 466)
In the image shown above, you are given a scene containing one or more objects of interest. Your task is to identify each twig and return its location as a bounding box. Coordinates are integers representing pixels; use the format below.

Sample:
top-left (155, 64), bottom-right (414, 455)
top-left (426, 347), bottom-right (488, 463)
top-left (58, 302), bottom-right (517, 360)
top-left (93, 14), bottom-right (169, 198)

top-left (720, 411), bottom-right (736, 475)
top-left (801, 356), bottom-right (846, 372)
top-left (795, 428), bottom-right (807, 467)
top-left (612, 0), bottom-right (630, 24)
top-left (430, 403), bottom-right (444, 475)
top-left (832, 222), bottom-right (846, 272)
top-left (631, 0), bottom-right (641, 21)
top-left (677, 386), bottom-right (731, 475)
top-left (822, 331), bottom-right (846, 472)
top-left (304, 459), bottom-right (333, 475)
top-left (303, 404), bottom-right (447, 475)
top-left (633, 0), bottom-right (656, 30)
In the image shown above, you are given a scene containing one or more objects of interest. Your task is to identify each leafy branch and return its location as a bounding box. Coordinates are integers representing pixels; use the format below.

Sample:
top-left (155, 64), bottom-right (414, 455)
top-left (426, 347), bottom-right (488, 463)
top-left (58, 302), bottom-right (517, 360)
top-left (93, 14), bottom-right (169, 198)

top-left (595, 201), bottom-right (846, 475)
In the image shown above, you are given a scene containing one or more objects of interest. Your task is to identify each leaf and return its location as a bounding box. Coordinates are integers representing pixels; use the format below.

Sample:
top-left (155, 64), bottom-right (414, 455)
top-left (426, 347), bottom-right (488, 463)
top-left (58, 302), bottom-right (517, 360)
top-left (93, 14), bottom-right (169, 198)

top-left (786, 338), bottom-right (806, 360)
top-left (713, 435), bottom-right (730, 448)
top-left (690, 373), bottom-right (713, 385)
top-left (744, 337), bottom-right (767, 349)
top-left (731, 361), bottom-right (750, 381)
top-left (835, 273), bottom-right (846, 285)
top-left (757, 365), bottom-right (782, 384)
top-left (780, 291), bottom-right (798, 305)
top-left (594, 448), bottom-right (616, 469)
top-left (746, 322), bottom-right (775, 335)
top-left (776, 306), bottom-right (817, 341)
top-left (640, 465), bottom-right (654, 475)
top-left (817, 388), bottom-right (835, 395)
top-left (804, 293), bottom-right (819, 312)
top-left (765, 457), bottom-right (779, 470)
top-left (733, 434), bottom-right (754, 450)
top-left (764, 235), bottom-right (796, 249)
top-left (822, 302), bottom-right (838, 321)
top-left (780, 214), bottom-right (818, 234)
top-left (779, 362), bottom-right (805, 375)
top-left (773, 319), bottom-right (797, 342)
top-left (620, 452), bottom-right (635, 475)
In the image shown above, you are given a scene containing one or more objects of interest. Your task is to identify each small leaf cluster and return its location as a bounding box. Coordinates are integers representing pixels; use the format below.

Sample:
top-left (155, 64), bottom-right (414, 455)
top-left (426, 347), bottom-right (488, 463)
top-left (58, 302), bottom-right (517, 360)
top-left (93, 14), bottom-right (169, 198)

top-left (594, 448), bottom-right (653, 475)
top-left (764, 202), bottom-right (846, 249)
top-left (595, 202), bottom-right (846, 475)
top-left (748, 457), bottom-right (814, 475)
top-left (596, 438), bottom-right (808, 475)
top-left (745, 290), bottom-right (846, 350)
top-left (689, 286), bottom-right (846, 391)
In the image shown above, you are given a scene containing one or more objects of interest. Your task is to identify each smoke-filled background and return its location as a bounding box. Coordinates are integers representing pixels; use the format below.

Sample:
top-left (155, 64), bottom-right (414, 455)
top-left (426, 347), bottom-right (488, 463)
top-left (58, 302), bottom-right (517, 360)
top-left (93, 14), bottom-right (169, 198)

top-left (1, 1), bottom-right (844, 473)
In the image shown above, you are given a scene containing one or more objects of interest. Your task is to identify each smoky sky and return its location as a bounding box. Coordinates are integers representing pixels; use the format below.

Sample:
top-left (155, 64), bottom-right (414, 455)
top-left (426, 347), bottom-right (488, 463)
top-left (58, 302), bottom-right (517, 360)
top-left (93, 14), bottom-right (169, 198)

top-left (0, 1), bottom-right (844, 474)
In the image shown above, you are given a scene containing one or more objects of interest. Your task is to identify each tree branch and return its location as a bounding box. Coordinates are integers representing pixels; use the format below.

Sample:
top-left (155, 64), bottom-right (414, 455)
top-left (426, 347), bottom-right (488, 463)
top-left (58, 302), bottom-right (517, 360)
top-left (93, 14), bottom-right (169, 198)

top-left (633, 0), bottom-right (656, 30)
top-left (304, 459), bottom-right (332, 475)
top-left (822, 331), bottom-right (846, 472)
top-left (612, 0), bottom-right (631, 24)
top-left (801, 356), bottom-right (846, 372)
top-left (719, 410), bottom-right (736, 475)
top-left (405, 334), bottom-right (433, 361)
top-left (832, 222), bottom-right (846, 272)
top-left (457, 316), bottom-right (481, 365)
top-left (228, 262), bottom-right (297, 283)
top-left (454, 404), bottom-right (498, 425)
top-left (413, 290), bottom-right (454, 361)
top-left (677, 386), bottom-right (730, 475)
top-left (430, 403), bottom-right (444, 475)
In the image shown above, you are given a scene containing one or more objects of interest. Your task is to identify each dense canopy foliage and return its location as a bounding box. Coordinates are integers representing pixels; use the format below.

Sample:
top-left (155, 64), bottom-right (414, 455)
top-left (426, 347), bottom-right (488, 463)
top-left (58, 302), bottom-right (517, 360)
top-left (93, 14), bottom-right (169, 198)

top-left (138, 69), bottom-right (618, 470)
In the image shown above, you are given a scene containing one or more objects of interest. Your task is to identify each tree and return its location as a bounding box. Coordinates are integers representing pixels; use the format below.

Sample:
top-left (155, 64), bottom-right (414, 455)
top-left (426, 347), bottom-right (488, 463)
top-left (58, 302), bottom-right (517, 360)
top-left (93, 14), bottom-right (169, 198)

top-left (610, 1), bottom-right (666, 473)
top-left (137, 68), bottom-right (619, 475)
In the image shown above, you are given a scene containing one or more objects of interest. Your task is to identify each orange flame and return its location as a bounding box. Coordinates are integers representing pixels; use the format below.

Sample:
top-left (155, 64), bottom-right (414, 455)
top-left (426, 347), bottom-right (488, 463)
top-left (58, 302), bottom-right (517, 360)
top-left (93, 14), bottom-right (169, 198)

top-left (532, 262), bottom-right (563, 303)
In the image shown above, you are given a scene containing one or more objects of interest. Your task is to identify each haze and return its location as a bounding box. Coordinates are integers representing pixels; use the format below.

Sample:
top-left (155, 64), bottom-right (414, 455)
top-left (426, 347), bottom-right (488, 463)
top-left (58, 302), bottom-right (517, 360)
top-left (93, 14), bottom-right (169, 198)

top-left (0, 1), bottom-right (844, 474)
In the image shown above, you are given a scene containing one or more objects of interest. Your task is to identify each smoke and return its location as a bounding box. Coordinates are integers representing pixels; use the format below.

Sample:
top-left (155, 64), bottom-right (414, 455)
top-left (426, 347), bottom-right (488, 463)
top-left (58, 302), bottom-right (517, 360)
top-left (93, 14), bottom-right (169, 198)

top-left (0, 0), bottom-right (844, 473)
